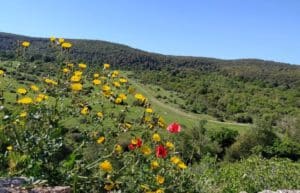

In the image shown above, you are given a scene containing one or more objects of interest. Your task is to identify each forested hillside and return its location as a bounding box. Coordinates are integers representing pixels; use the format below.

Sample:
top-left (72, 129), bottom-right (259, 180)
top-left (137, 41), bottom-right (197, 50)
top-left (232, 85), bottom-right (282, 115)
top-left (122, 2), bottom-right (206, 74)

top-left (0, 34), bottom-right (300, 193)
top-left (1, 32), bottom-right (299, 88)
top-left (1, 32), bottom-right (299, 126)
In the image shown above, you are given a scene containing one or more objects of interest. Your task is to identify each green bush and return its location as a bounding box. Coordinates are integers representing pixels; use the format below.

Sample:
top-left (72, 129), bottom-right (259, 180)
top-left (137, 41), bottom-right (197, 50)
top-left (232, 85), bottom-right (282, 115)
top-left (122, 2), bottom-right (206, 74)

top-left (263, 137), bottom-right (300, 160)
top-left (213, 156), bottom-right (300, 193)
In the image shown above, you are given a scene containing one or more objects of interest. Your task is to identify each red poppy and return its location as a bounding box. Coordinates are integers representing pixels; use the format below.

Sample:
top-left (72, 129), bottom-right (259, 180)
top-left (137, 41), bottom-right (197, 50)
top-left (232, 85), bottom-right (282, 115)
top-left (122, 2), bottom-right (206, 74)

top-left (128, 138), bottom-right (143, 150)
top-left (167, 122), bottom-right (181, 133)
top-left (155, 145), bottom-right (168, 158)
top-left (136, 138), bottom-right (143, 148)
top-left (128, 144), bottom-right (135, 150)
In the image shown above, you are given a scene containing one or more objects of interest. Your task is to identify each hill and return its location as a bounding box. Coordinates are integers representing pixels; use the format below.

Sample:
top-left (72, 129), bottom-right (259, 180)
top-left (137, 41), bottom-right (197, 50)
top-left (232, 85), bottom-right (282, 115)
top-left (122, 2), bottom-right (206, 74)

top-left (1, 32), bottom-right (299, 129)
top-left (0, 35), bottom-right (300, 192)
top-left (1, 32), bottom-right (300, 88)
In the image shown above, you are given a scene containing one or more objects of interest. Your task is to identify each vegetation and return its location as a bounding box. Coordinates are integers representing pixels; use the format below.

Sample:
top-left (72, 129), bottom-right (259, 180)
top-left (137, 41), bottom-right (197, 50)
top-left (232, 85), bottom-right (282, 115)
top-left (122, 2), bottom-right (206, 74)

top-left (133, 70), bottom-right (300, 125)
top-left (197, 156), bottom-right (300, 193)
top-left (0, 34), bottom-right (299, 193)
top-left (1, 32), bottom-right (300, 88)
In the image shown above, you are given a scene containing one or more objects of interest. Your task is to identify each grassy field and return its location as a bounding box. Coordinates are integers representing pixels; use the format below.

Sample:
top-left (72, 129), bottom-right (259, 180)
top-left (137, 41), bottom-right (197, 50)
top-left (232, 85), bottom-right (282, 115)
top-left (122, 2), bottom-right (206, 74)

top-left (124, 71), bottom-right (250, 132)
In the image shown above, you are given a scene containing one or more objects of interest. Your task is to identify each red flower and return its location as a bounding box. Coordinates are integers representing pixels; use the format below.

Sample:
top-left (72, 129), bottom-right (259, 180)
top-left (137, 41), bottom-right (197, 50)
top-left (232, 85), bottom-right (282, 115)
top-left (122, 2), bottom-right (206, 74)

top-left (155, 145), bottom-right (168, 158)
top-left (167, 122), bottom-right (181, 133)
top-left (128, 144), bottom-right (135, 150)
top-left (136, 138), bottom-right (143, 148)
top-left (128, 138), bottom-right (143, 150)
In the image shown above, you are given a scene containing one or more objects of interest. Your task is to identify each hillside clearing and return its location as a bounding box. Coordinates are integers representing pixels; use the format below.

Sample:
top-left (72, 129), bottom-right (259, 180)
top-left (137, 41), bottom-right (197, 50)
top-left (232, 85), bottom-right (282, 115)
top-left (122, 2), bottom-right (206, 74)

top-left (128, 75), bottom-right (250, 132)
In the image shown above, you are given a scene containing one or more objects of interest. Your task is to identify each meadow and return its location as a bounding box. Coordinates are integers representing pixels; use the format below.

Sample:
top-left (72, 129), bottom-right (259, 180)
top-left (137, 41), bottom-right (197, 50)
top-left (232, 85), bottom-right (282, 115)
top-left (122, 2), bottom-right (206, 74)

top-left (0, 38), bottom-right (299, 193)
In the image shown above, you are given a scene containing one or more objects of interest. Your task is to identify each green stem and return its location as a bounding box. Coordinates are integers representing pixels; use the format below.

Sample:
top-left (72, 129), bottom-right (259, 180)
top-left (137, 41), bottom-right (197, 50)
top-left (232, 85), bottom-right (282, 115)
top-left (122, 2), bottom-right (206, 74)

top-left (86, 152), bottom-right (114, 170)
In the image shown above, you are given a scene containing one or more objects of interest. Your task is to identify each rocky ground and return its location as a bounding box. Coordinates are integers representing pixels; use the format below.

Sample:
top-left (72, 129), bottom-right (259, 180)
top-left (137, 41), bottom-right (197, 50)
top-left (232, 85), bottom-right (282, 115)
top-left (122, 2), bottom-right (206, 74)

top-left (0, 178), bottom-right (70, 193)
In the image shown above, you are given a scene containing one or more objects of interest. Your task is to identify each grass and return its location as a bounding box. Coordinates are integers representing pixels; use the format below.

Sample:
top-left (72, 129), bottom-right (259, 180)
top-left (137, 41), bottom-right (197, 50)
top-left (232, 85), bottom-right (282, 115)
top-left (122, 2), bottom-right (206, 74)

top-left (0, 61), bottom-right (250, 134)
top-left (124, 71), bottom-right (250, 132)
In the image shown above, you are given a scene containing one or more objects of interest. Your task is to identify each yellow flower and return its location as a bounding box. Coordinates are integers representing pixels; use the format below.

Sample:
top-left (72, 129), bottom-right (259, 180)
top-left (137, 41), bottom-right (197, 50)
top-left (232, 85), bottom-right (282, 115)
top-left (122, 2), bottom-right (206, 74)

top-left (156, 175), bottom-right (165, 184)
top-left (114, 144), bottom-right (123, 153)
top-left (97, 136), bottom-right (105, 144)
top-left (166, 141), bottom-right (174, 149)
top-left (144, 116), bottom-right (151, 123)
top-left (113, 81), bottom-right (121, 88)
top-left (119, 78), bottom-right (128, 83)
top-left (99, 160), bottom-right (113, 173)
top-left (71, 83), bottom-right (83, 92)
top-left (63, 68), bottom-right (70, 73)
top-left (124, 123), bottom-right (132, 129)
top-left (17, 88), bottom-right (27, 95)
top-left (151, 160), bottom-right (159, 169)
top-left (22, 41), bottom-right (30, 47)
top-left (30, 85), bottom-right (39, 91)
top-left (78, 63), bottom-right (87, 69)
top-left (0, 70), bottom-right (4, 76)
top-left (145, 108), bottom-right (153, 113)
top-left (35, 96), bottom-right (43, 103)
top-left (80, 106), bottom-right (89, 115)
top-left (111, 70), bottom-right (119, 78)
top-left (103, 63), bottom-right (110, 69)
top-left (74, 71), bottom-right (83, 76)
top-left (158, 116), bottom-right (166, 128)
top-left (93, 73), bottom-right (100, 78)
top-left (35, 94), bottom-right (48, 103)
top-left (44, 78), bottom-right (58, 85)
top-left (131, 138), bottom-right (138, 145)
top-left (61, 42), bottom-right (72, 49)
top-left (170, 156), bottom-right (180, 164)
top-left (152, 133), bottom-right (161, 142)
top-left (97, 112), bottom-right (103, 118)
top-left (112, 70), bottom-right (119, 75)
top-left (67, 63), bottom-right (74, 68)
top-left (70, 75), bottom-right (81, 82)
top-left (177, 161), bottom-right (188, 169)
top-left (115, 97), bottom-right (122, 104)
top-left (17, 97), bottom-right (33, 105)
top-left (135, 93), bottom-right (146, 101)
top-left (141, 145), bottom-right (152, 156)
top-left (50, 36), bottom-right (56, 42)
top-left (103, 91), bottom-right (112, 97)
top-left (20, 112), bottom-right (27, 118)
top-left (102, 85), bottom-right (111, 92)
top-left (37, 94), bottom-right (48, 100)
top-left (6, 146), bottom-right (13, 151)
top-left (58, 38), bottom-right (64, 44)
top-left (148, 123), bottom-right (154, 129)
top-left (118, 93), bottom-right (127, 100)
top-left (93, 79), bottom-right (101, 85)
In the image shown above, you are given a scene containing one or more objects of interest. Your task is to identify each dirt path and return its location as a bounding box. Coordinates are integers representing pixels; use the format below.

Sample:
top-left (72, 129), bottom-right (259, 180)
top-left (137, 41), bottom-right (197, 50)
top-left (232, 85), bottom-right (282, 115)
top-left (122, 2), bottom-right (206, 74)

top-left (131, 79), bottom-right (250, 127)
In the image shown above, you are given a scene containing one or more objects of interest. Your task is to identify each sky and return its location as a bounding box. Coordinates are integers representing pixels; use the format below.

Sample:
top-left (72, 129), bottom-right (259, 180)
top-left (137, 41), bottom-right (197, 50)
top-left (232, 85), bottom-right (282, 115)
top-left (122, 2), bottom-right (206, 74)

top-left (0, 0), bottom-right (299, 64)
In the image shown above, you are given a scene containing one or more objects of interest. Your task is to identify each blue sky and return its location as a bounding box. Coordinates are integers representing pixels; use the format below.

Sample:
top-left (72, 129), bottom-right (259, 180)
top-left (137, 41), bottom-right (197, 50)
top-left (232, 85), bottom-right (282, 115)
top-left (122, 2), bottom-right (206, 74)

top-left (0, 0), bottom-right (299, 64)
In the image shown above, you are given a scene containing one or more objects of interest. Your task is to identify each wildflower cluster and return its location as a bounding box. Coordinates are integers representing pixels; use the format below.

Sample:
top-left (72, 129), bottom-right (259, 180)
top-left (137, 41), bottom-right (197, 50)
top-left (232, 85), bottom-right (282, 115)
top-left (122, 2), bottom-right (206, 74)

top-left (0, 37), bottom-right (196, 193)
